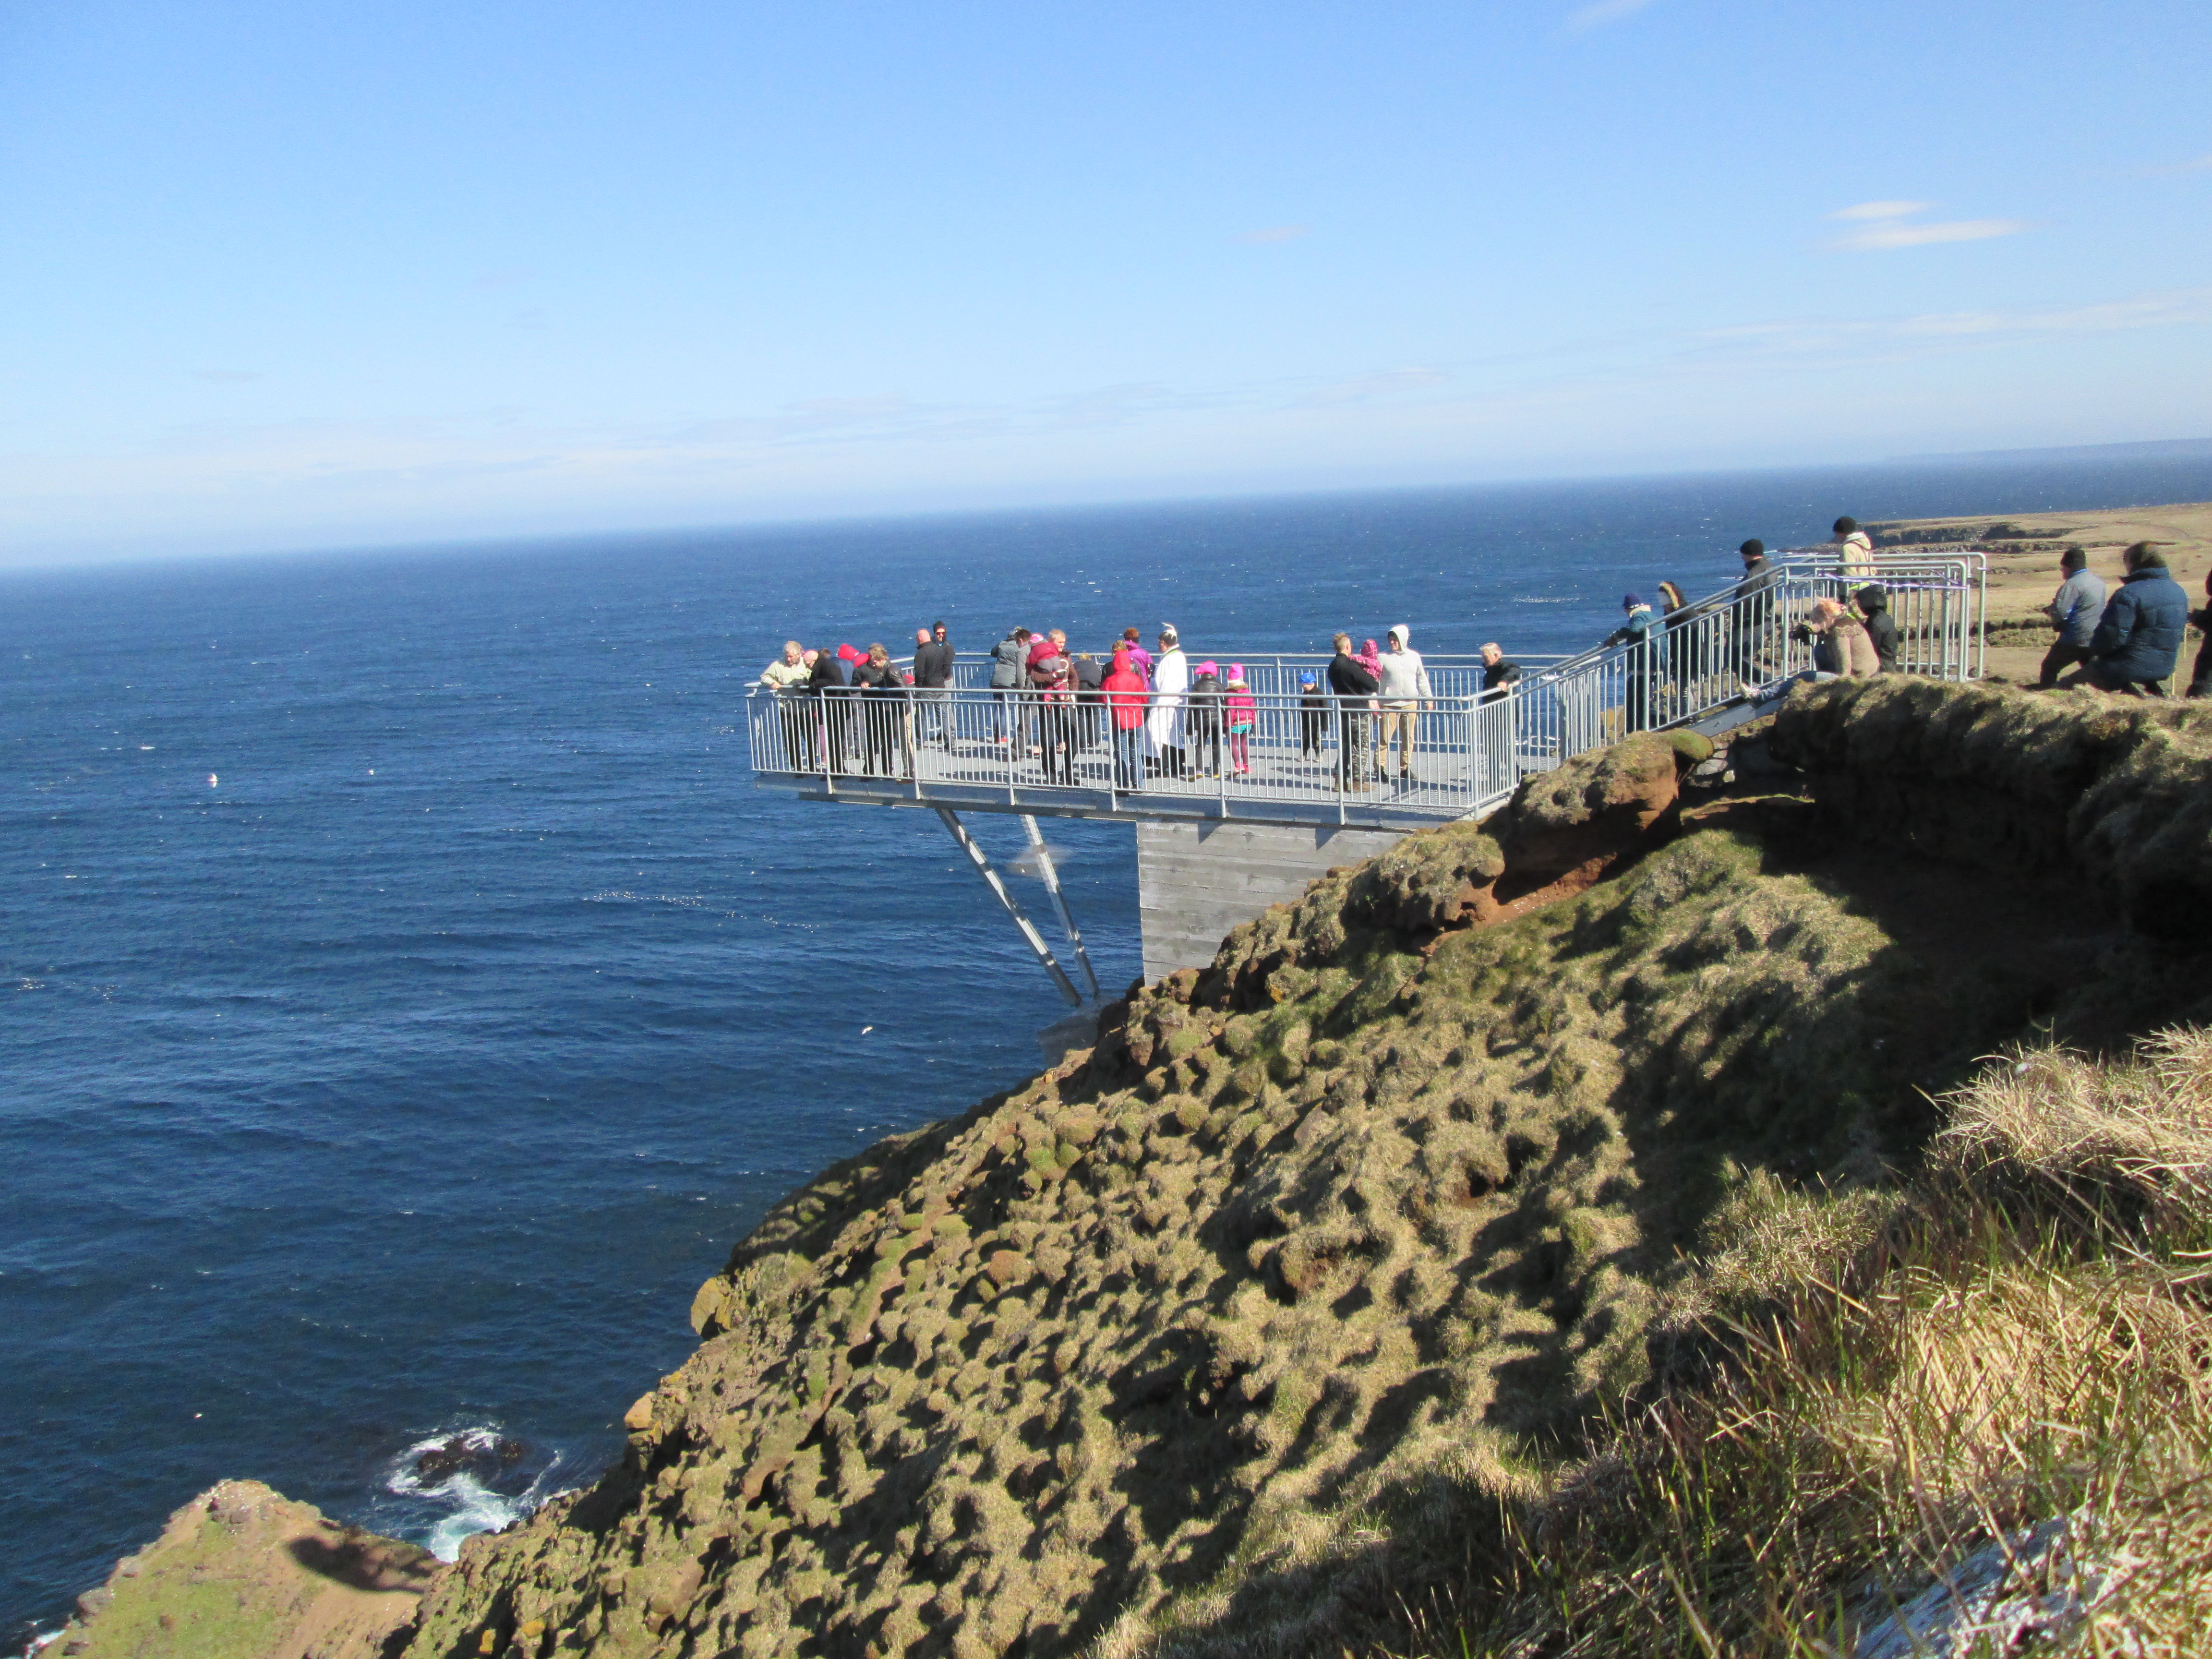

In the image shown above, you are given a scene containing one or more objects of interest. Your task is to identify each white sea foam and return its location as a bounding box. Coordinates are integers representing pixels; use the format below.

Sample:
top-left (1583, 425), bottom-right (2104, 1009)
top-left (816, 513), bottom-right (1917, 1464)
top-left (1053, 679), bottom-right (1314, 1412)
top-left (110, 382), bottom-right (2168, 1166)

top-left (385, 1426), bottom-right (565, 1563)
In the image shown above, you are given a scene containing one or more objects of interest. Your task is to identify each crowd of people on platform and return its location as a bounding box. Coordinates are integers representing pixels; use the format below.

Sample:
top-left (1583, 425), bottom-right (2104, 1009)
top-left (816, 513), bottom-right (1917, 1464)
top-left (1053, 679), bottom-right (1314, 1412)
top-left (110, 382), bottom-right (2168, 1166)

top-left (757, 618), bottom-right (1473, 791)
top-left (756, 515), bottom-right (2209, 789)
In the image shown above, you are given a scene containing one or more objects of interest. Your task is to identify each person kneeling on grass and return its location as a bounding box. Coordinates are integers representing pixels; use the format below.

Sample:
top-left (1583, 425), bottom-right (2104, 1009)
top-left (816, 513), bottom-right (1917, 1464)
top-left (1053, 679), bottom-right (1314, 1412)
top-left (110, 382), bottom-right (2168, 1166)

top-left (2038, 548), bottom-right (2106, 689)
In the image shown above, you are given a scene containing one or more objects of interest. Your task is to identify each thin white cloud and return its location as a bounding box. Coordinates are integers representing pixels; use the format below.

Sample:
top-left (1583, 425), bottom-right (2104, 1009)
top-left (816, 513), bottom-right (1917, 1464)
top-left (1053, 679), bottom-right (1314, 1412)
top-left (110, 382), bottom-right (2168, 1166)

top-left (1831, 216), bottom-right (2030, 251)
top-left (1821, 199), bottom-right (2029, 252)
top-left (2143, 153), bottom-right (2212, 178)
top-left (190, 369), bottom-right (262, 383)
top-left (1695, 285), bottom-right (2212, 362)
top-left (1235, 224), bottom-right (1310, 245)
top-left (1829, 200), bottom-right (1933, 222)
top-left (1568, 0), bottom-right (1655, 31)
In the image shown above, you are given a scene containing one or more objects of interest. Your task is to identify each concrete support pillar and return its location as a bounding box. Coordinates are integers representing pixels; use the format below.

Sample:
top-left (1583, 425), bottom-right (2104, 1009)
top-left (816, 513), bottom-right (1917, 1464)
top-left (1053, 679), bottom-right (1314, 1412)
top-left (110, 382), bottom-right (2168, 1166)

top-left (1134, 820), bottom-right (1408, 982)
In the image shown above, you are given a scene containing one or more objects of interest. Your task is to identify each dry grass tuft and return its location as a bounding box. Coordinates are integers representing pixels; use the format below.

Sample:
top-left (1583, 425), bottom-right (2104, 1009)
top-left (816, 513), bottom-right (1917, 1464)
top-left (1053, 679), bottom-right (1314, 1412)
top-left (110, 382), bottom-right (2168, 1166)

top-left (1383, 1030), bottom-right (2212, 1659)
top-left (1934, 1027), bottom-right (2212, 1219)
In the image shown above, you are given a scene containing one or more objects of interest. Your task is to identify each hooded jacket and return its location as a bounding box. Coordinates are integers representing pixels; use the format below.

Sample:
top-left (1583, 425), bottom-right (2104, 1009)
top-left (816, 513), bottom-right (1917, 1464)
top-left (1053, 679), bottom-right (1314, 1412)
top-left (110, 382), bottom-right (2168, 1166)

top-left (988, 634), bottom-right (1027, 689)
top-left (1102, 657), bottom-right (1148, 730)
top-left (2091, 564), bottom-right (2190, 684)
top-left (1854, 588), bottom-right (1899, 671)
top-left (1376, 626), bottom-right (1433, 701)
top-left (1602, 604), bottom-right (1657, 654)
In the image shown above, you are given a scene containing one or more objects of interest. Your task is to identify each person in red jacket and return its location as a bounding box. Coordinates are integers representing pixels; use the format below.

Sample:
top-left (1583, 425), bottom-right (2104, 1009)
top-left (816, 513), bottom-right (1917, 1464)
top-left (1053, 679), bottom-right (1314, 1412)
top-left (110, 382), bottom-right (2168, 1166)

top-left (1102, 647), bottom-right (1150, 790)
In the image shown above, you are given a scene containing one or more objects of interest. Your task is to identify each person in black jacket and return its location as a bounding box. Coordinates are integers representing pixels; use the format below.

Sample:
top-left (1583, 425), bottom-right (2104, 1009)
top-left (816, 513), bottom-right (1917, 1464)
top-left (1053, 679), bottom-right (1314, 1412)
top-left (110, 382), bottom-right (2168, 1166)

top-left (2083, 543), bottom-right (2188, 696)
top-left (911, 620), bottom-right (955, 748)
top-left (1730, 538), bottom-right (1780, 686)
top-left (1186, 660), bottom-right (1224, 778)
top-left (1853, 586), bottom-right (1899, 673)
top-left (807, 645), bottom-right (849, 773)
top-left (1327, 632), bottom-right (1379, 790)
top-left (849, 643), bottom-right (909, 776)
top-left (1478, 642), bottom-right (1522, 702)
top-left (1298, 670), bottom-right (1328, 756)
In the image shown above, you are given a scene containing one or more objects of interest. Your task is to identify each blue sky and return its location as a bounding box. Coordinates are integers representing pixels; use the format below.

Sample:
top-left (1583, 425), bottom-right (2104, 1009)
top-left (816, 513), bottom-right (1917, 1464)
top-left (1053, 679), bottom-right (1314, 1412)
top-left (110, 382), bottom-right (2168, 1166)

top-left (2, 0), bottom-right (2208, 562)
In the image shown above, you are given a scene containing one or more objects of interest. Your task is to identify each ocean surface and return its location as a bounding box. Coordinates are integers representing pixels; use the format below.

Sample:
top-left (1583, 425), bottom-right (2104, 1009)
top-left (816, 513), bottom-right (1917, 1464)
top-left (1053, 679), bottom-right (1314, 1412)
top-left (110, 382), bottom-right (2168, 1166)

top-left (6, 457), bottom-right (2211, 1645)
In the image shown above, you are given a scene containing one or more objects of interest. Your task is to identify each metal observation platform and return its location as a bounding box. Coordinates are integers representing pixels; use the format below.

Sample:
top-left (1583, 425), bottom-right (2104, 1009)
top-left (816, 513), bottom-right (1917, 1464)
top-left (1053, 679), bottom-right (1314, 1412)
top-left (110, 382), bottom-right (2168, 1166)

top-left (747, 554), bottom-right (1985, 1022)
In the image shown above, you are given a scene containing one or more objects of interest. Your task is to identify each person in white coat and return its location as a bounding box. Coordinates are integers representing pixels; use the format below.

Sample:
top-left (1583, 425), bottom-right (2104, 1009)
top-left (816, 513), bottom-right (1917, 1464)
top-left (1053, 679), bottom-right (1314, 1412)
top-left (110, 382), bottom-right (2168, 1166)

top-left (1146, 626), bottom-right (1190, 778)
top-left (1375, 624), bottom-right (1433, 782)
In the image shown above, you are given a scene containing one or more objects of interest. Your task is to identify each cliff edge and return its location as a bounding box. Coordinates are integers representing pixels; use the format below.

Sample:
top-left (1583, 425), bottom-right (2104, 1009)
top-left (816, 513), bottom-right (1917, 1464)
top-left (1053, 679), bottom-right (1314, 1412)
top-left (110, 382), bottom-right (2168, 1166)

top-left (55, 681), bottom-right (2212, 1659)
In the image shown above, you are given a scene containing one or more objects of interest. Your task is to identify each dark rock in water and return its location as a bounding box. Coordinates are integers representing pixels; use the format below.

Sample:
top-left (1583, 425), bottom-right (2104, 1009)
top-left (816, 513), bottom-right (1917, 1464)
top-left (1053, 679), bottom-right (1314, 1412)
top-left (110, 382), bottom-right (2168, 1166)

top-left (411, 1439), bottom-right (472, 1481)
top-left (413, 1434), bottom-right (529, 1484)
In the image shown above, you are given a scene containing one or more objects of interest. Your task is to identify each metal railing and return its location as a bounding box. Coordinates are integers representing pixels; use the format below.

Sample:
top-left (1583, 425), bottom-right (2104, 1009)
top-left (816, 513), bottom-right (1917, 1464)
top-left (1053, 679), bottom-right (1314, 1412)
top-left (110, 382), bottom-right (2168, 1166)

top-left (931, 652), bottom-right (1510, 702)
top-left (746, 553), bottom-right (1983, 825)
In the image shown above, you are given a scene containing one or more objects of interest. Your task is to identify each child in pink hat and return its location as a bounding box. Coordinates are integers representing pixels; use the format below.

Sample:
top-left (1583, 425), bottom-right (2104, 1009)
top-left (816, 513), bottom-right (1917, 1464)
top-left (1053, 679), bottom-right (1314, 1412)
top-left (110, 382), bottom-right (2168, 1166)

top-left (1225, 664), bottom-right (1256, 776)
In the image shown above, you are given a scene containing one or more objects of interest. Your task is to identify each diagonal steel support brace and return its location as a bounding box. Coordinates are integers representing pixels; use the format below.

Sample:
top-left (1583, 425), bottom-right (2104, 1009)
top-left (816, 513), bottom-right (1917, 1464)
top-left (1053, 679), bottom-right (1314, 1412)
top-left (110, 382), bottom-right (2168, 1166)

top-left (935, 807), bottom-right (1083, 1007)
top-left (1020, 814), bottom-right (1102, 1004)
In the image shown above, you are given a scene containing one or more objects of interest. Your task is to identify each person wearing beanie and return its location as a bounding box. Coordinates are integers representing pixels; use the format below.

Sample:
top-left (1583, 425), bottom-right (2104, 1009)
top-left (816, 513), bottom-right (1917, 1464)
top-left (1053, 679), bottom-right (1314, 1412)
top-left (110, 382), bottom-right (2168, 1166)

top-left (1731, 539), bottom-right (1780, 687)
top-left (1224, 665), bottom-right (1257, 776)
top-left (1602, 593), bottom-right (1660, 732)
top-left (1852, 585), bottom-right (1900, 673)
top-left (1186, 658), bottom-right (1224, 778)
top-left (1297, 668), bottom-right (1328, 757)
top-left (1833, 516), bottom-right (1877, 579)
top-left (1376, 625), bottom-right (1433, 783)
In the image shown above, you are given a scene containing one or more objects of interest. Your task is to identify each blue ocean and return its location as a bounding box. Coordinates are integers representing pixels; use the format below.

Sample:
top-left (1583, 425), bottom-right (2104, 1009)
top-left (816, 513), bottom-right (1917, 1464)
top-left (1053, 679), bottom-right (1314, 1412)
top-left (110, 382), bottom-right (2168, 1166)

top-left (6, 459), bottom-right (2210, 1645)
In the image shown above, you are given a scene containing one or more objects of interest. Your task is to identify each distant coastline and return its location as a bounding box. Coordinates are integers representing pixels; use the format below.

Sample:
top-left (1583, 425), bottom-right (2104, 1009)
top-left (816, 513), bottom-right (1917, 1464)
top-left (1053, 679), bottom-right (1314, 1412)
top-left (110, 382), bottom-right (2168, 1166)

top-left (1899, 435), bottom-right (2212, 465)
